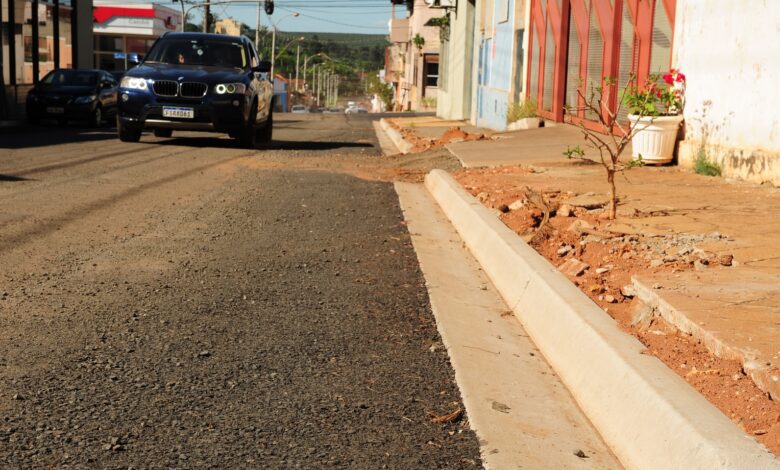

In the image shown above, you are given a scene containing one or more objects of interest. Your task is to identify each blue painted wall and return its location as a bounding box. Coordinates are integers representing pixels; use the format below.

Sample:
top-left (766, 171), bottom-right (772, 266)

top-left (476, 0), bottom-right (516, 130)
top-left (273, 78), bottom-right (289, 112)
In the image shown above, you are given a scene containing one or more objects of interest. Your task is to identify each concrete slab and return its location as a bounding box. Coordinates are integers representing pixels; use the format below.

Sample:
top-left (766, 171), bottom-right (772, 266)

top-left (633, 267), bottom-right (780, 400)
top-left (395, 181), bottom-right (621, 469)
top-left (446, 125), bottom-right (632, 168)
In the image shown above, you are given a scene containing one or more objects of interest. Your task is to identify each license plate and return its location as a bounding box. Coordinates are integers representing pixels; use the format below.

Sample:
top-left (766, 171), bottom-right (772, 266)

top-left (162, 107), bottom-right (194, 119)
top-left (46, 107), bottom-right (65, 114)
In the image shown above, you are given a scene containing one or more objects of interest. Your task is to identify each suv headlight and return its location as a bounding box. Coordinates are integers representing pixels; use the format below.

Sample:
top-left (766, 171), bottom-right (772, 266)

top-left (74, 95), bottom-right (97, 104)
top-left (120, 77), bottom-right (149, 91)
top-left (214, 83), bottom-right (246, 95)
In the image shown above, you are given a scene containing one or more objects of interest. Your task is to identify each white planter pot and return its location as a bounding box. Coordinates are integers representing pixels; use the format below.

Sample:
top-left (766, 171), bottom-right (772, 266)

top-left (507, 117), bottom-right (541, 131)
top-left (628, 114), bottom-right (683, 165)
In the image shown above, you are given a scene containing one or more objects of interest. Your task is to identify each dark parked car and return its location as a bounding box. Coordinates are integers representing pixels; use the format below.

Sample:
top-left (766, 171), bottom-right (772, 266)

top-left (117, 32), bottom-right (274, 147)
top-left (110, 70), bottom-right (127, 82)
top-left (26, 69), bottom-right (118, 127)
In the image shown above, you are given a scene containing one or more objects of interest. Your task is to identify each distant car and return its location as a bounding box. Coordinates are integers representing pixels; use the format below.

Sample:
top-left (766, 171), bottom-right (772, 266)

top-left (323, 107), bottom-right (343, 114)
top-left (291, 105), bottom-right (308, 114)
top-left (117, 32), bottom-right (274, 147)
top-left (26, 69), bottom-right (118, 127)
top-left (345, 106), bottom-right (367, 114)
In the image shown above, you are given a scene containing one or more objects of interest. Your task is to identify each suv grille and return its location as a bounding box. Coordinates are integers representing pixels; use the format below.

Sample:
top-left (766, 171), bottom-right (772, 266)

top-left (153, 80), bottom-right (178, 97)
top-left (180, 82), bottom-right (207, 98)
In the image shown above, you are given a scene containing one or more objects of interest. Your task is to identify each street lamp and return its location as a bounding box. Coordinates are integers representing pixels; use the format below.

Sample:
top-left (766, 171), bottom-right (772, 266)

top-left (302, 52), bottom-right (333, 92)
top-left (270, 11), bottom-right (299, 78)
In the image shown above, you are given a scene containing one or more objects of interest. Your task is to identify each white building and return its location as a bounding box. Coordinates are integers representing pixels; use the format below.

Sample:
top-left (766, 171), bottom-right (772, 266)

top-left (93, 1), bottom-right (182, 71)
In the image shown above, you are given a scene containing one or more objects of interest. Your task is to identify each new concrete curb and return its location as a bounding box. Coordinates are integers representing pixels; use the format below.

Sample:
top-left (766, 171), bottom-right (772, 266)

top-left (424, 169), bottom-right (778, 470)
top-left (379, 118), bottom-right (412, 154)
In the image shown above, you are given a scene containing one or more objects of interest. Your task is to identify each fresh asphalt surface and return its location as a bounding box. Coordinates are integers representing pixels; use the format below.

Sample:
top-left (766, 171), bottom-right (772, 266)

top-left (0, 115), bottom-right (480, 467)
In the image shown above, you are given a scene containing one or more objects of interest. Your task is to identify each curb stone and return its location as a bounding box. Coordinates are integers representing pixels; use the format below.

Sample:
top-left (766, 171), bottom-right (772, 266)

top-left (379, 118), bottom-right (412, 154)
top-left (424, 169), bottom-right (779, 470)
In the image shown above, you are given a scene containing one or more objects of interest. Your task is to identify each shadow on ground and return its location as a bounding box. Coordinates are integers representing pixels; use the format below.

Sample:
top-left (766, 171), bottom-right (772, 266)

top-left (0, 174), bottom-right (30, 182)
top-left (145, 137), bottom-right (375, 152)
top-left (0, 123), bottom-right (117, 149)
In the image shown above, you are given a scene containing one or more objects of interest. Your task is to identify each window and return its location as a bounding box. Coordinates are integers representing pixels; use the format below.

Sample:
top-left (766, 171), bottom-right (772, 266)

top-left (423, 55), bottom-right (439, 88)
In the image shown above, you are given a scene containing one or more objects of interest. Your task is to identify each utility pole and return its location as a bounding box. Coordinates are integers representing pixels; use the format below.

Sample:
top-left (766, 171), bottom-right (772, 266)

top-left (255, 1), bottom-right (261, 50)
top-left (335, 75), bottom-right (339, 107)
top-left (316, 68), bottom-right (321, 107)
top-left (203, 3), bottom-right (210, 32)
top-left (295, 45), bottom-right (300, 92)
top-left (270, 26), bottom-right (276, 77)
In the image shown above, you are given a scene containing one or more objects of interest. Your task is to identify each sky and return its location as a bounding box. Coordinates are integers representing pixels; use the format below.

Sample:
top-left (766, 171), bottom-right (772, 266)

top-left (165, 0), bottom-right (398, 35)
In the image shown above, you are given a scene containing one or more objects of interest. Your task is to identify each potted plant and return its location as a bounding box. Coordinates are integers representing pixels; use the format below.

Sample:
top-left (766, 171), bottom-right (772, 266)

top-left (624, 69), bottom-right (686, 164)
top-left (506, 99), bottom-right (541, 131)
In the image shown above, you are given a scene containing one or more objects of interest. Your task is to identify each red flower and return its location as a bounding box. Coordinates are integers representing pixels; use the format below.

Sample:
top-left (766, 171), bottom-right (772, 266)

top-left (663, 73), bottom-right (674, 84)
top-left (675, 72), bottom-right (686, 83)
top-left (656, 89), bottom-right (663, 98)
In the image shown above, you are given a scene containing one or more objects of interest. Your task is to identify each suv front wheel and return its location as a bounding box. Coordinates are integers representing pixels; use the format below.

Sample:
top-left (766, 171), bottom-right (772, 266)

top-left (258, 107), bottom-right (273, 143)
top-left (118, 119), bottom-right (142, 142)
top-left (237, 100), bottom-right (258, 149)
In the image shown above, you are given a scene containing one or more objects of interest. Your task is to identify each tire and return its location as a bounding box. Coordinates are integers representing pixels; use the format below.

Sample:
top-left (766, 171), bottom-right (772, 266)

top-left (257, 107), bottom-right (273, 143)
top-left (117, 118), bottom-right (142, 143)
top-left (154, 128), bottom-right (173, 138)
top-left (237, 100), bottom-right (258, 149)
top-left (90, 105), bottom-right (103, 128)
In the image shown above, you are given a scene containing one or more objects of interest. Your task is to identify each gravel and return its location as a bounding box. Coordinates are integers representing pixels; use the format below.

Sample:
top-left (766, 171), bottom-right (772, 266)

top-left (0, 117), bottom-right (480, 468)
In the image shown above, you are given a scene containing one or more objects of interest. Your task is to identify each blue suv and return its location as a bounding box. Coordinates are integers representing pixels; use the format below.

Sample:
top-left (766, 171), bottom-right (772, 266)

top-left (117, 33), bottom-right (274, 148)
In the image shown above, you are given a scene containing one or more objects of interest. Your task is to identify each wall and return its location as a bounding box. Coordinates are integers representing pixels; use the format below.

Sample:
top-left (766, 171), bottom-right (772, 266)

top-left (406, 0), bottom-right (440, 110)
top-left (472, 0), bottom-right (525, 131)
top-left (437, 0), bottom-right (476, 121)
top-left (74, 0), bottom-right (94, 69)
top-left (674, 0), bottom-right (780, 185)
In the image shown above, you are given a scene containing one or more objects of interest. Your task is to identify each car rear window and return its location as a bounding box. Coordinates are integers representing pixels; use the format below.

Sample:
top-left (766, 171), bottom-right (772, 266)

top-left (42, 70), bottom-right (98, 86)
top-left (145, 38), bottom-right (247, 69)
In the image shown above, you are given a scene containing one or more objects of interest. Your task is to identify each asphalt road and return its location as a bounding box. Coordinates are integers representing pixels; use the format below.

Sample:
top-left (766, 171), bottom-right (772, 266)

top-left (0, 115), bottom-right (478, 467)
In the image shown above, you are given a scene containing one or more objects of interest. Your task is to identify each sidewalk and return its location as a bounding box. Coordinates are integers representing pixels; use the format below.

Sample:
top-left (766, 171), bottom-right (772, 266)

top-left (386, 116), bottom-right (780, 454)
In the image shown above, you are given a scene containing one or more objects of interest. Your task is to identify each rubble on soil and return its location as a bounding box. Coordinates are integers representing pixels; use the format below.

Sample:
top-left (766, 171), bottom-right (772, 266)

top-left (454, 167), bottom-right (780, 456)
top-left (385, 119), bottom-right (489, 153)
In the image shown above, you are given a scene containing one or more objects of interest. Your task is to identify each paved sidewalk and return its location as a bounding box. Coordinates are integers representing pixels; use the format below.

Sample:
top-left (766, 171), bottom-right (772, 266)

top-left (392, 117), bottom-right (780, 405)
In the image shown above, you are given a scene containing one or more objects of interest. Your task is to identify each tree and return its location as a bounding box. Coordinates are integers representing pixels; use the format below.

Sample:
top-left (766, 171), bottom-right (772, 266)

top-left (562, 76), bottom-right (650, 220)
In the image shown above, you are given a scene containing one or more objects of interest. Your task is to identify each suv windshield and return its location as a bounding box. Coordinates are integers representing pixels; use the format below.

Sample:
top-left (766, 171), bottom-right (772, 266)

top-left (145, 38), bottom-right (247, 69)
top-left (42, 70), bottom-right (98, 86)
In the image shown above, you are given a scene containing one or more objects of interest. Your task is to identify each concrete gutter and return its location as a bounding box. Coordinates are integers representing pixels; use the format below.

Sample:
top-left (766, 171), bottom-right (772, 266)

top-left (424, 169), bottom-right (779, 469)
top-left (379, 118), bottom-right (412, 155)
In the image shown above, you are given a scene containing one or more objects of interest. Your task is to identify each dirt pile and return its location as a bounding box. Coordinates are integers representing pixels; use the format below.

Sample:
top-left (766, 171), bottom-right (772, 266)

top-left (385, 120), bottom-right (487, 153)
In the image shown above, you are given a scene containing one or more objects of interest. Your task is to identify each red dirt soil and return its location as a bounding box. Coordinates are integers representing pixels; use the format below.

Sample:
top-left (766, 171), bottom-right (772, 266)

top-left (385, 120), bottom-right (487, 153)
top-left (454, 165), bottom-right (780, 456)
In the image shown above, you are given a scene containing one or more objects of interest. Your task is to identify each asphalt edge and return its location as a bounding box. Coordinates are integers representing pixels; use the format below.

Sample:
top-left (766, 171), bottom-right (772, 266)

top-left (379, 118), bottom-right (412, 155)
top-left (424, 169), bottom-right (779, 470)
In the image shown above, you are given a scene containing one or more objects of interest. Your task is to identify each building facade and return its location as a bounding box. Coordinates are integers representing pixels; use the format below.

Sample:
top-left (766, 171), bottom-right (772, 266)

top-left (472, 0), bottom-right (527, 130)
top-left (1, 0), bottom-right (93, 119)
top-left (215, 17), bottom-right (242, 36)
top-left (93, 1), bottom-right (181, 71)
top-left (673, 0), bottom-right (780, 185)
top-left (526, 0), bottom-right (675, 126)
top-left (436, 0), bottom-right (476, 122)
top-left (386, 0), bottom-right (440, 112)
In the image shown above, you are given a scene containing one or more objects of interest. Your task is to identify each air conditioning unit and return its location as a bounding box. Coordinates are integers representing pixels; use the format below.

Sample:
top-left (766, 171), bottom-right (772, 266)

top-left (424, 0), bottom-right (456, 9)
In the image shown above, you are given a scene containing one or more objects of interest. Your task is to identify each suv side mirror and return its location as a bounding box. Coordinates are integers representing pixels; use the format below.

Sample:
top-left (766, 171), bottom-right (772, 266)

top-left (254, 61), bottom-right (272, 73)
